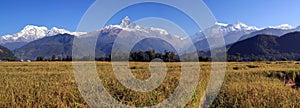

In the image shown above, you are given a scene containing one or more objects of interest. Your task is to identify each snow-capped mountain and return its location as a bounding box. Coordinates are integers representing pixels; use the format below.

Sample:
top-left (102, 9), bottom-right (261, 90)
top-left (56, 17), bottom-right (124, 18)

top-left (239, 24), bottom-right (298, 41)
top-left (101, 16), bottom-right (172, 37)
top-left (191, 22), bottom-right (297, 51)
top-left (47, 27), bottom-right (87, 36)
top-left (3, 15), bottom-right (300, 58)
top-left (268, 24), bottom-right (293, 30)
top-left (79, 16), bottom-right (182, 47)
top-left (16, 16), bottom-right (183, 49)
top-left (193, 22), bottom-right (295, 42)
top-left (0, 25), bottom-right (86, 50)
top-left (14, 16), bottom-right (187, 59)
top-left (194, 22), bottom-right (295, 40)
top-left (0, 25), bottom-right (86, 44)
top-left (216, 22), bottom-right (261, 32)
top-left (78, 16), bottom-right (188, 56)
top-left (191, 22), bottom-right (260, 44)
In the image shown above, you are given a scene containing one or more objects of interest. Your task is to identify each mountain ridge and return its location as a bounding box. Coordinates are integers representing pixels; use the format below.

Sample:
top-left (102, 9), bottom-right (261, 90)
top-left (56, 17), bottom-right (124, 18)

top-left (14, 16), bottom-right (183, 59)
top-left (4, 16), bottom-right (300, 60)
top-left (1, 16), bottom-right (297, 46)
top-left (228, 31), bottom-right (300, 61)
top-left (0, 25), bottom-right (87, 50)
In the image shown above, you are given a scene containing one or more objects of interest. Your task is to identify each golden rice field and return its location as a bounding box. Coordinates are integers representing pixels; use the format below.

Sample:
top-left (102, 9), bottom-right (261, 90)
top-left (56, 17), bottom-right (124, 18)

top-left (0, 62), bottom-right (300, 107)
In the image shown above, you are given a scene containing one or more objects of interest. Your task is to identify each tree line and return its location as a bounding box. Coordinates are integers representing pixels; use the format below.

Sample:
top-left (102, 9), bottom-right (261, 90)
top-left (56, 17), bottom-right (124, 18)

top-left (227, 53), bottom-right (300, 62)
top-left (35, 50), bottom-right (300, 62)
top-left (34, 50), bottom-right (211, 62)
top-left (31, 51), bottom-right (300, 62)
top-left (36, 55), bottom-right (73, 61)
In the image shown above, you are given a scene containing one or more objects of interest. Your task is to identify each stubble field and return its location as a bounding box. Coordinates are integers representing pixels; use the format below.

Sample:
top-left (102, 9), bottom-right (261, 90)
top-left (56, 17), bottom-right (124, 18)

top-left (0, 62), bottom-right (300, 107)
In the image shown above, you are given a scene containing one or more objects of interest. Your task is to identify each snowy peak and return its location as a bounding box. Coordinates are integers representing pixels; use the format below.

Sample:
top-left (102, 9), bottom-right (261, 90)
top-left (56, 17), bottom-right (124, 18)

top-left (236, 21), bottom-right (247, 27)
top-left (215, 22), bottom-right (261, 32)
top-left (120, 16), bottom-right (132, 28)
top-left (103, 16), bottom-right (172, 36)
top-left (104, 16), bottom-right (138, 30)
top-left (268, 24), bottom-right (293, 30)
top-left (22, 25), bottom-right (47, 31)
top-left (18, 25), bottom-right (48, 38)
top-left (233, 22), bottom-right (252, 30)
top-left (22, 25), bottom-right (48, 32)
top-left (215, 22), bottom-right (229, 27)
top-left (214, 22), bottom-right (297, 32)
top-left (228, 22), bottom-right (260, 31)
top-left (235, 22), bottom-right (261, 31)
top-left (0, 25), bottom-right (87, 44)
top-left (48, 27), bottom-right (71, 36)
top-left (48, 27), bottom-right (86, 36)
top-left (216, 22), bottom-right (295, 31)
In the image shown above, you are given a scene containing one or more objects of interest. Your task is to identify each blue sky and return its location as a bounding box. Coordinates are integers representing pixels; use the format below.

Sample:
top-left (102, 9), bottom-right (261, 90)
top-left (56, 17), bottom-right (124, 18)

top-left (1, 0), bottom-right (300, 36)
top-left (205, 0), bottom-right (300, 28)
top-left (0, 0), bottom-right (94, 35)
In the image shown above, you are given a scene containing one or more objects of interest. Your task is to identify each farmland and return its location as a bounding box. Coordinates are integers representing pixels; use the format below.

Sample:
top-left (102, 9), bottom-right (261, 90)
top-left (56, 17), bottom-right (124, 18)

top-left (0, 62), bottom-right (300, 107)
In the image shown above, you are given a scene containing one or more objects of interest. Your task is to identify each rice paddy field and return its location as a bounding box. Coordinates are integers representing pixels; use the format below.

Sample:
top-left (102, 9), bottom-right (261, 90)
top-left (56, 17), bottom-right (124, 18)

top-left (0, 62), bottom-right (300, 107)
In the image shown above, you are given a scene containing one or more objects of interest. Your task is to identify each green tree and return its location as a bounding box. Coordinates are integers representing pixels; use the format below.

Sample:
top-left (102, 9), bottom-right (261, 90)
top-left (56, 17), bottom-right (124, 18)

top-left (57, 56), bottom-right (62, 61)
top-left (145, 49), bottom-right (156, 61)
top-left (51, 55), bottom-right (56, 61)
top-left (36, 56), bottom-right (44, 61)
top-left (155, 53), bottom-right (163, 59)
top-left (235, 53), bottom-right (241, 62)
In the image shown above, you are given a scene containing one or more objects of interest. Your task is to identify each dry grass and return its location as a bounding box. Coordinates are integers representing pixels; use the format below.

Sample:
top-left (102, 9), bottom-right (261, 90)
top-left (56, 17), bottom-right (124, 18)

top-left (0, 62), bottom-right (299, 107)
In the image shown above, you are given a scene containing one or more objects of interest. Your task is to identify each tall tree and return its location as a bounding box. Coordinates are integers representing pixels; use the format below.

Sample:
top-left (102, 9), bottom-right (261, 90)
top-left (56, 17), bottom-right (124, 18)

top-left (51, 55), bottom-right (56, 61)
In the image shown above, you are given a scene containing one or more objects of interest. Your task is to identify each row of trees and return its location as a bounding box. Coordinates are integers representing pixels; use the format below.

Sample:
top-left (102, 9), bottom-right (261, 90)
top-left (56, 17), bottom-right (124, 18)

top-left (34, 50), bottom-right (211, 62)
top-left (129, 50), bottom-right (179, 62)
top-left (36, 55), bottom-right (72, 61)
top-left (227, 53), bottom-right (300, 62)
top-left (36, 51), bottom-right (300, 62)
top-left (99, 50), bottom-right (211, 62)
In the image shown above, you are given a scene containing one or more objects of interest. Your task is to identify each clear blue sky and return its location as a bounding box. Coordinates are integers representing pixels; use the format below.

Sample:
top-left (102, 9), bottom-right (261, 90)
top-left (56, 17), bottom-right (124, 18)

top-left (205, 0), bottom-right (300, 28)
top-left (0, 0), bottom-right (94, 36)
top-left (1, 0), bottom-right (300, 36)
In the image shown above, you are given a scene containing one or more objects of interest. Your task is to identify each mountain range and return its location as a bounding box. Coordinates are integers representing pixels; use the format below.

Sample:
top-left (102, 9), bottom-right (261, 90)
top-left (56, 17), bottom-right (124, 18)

top-left (13, 16), bottom-right (182, 59)
top-left (14, 34), bottom-right (93, 60)
top-left (0, 25), bottom-right (86, 50)
top-left (191, 22), bottom-right (300, 51)
top-left (1, 16), bottom-right (300, 60)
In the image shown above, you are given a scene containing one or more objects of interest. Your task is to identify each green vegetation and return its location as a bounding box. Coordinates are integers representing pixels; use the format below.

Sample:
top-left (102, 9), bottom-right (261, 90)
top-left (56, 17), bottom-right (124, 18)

top-left (0, 45), bottom-right (16, 61)
top-left (0, 62), bottom-right (300, 107)
top-left (228, 32), bottom-right (300, 61)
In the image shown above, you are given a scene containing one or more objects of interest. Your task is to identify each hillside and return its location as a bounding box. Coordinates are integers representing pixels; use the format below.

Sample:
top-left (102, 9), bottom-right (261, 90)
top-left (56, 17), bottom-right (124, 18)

top-left (228, 32), bottom-right (300, 61)
top-left (0, 45), bottom-right (16, 60)
top-left (14, 34), bottom-right (93, 60)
